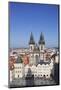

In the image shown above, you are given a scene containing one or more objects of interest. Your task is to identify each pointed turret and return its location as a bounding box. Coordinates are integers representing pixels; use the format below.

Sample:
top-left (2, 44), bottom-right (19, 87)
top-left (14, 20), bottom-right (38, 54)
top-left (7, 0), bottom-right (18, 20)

top-left (29, 32), bottom-right (35, 45)
top-left (39, 32), bottom-right (45, 51)
top-left (39, 32), bottom-right (45, 45)
top-left (29, 32), bottom-right (35, 51)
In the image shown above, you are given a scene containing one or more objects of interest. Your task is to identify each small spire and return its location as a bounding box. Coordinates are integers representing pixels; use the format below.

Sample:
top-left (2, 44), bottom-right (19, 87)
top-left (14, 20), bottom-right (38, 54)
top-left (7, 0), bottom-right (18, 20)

top-left (29, 32), bottom-right (35, 44)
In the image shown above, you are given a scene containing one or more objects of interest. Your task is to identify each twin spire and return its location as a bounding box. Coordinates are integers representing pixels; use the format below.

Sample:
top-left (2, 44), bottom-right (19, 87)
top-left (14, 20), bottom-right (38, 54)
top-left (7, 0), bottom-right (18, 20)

top-left (29, 32), bottom-right (45, 45)
top-left (39, 32), bottom-right (45, 45)
top-left (29, 32), bottom-right (35, 44)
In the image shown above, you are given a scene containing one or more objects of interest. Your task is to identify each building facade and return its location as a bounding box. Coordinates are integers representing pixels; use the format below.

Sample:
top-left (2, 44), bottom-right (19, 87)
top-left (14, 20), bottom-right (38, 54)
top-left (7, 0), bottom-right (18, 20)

top-left (9, 32), bottom-right (59, 82)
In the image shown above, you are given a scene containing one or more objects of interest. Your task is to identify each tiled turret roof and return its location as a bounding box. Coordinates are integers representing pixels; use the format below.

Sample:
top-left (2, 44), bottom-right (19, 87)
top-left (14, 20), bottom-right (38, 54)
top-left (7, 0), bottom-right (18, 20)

top-left (39, 32), bottom-right (45, 44)
top-left (29, 32), bottom-right (35, 44)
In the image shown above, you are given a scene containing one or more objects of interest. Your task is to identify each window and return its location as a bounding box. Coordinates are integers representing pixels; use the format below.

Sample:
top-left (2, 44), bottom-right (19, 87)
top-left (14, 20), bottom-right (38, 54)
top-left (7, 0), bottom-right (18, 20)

top-left (18, 67), bottom-right (19, 69)
top-left (31, 46), bottom-right (32, 50)
top-left (18, 75), bottom-right (19, 78)
top-left (44, 75), bottom-right (45, 77)
top-left (16, 71), bottom-right (17, 73)
top-left (38, 75), bottom-right (40, 76)
top-left (41, 45), bottom-right (43, 50)
top-left (35, 75), bottom-right (37, 77)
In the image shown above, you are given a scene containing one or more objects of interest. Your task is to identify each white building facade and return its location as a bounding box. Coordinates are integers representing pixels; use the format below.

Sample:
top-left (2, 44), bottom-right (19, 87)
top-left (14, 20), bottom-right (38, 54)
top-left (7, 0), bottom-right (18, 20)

top-left (9, 32), bottom-right (58, 82)
top-left (14, 63), bottom-right (24, 78)
top-left (24, 59), bottom-right (53, 78)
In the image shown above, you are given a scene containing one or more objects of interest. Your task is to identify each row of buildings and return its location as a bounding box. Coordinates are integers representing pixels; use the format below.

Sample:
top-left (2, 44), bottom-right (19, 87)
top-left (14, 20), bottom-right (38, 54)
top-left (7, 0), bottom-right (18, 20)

top-left (10, 57), bottom-right (54, 82)
top-left (9, 32), bottom-right (59, 82)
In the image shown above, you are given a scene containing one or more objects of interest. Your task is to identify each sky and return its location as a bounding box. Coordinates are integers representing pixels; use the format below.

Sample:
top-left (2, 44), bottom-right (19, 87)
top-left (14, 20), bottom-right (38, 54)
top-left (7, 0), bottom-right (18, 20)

top-left (9, 2), bottom-right (59, 48)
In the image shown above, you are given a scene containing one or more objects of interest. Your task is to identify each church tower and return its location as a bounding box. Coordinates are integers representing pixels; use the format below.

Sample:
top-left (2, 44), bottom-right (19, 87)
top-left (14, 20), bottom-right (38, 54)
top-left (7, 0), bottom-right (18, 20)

top-left (29, 32), bottom-right (35, 51)
top-left (39, 32), bottom-right (45, 52)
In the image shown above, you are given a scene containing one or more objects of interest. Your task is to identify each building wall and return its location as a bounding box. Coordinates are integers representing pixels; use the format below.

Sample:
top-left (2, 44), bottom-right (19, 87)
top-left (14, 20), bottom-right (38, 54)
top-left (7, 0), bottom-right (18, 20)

top-left (25, 65), bottom-right (30, 77)
top-left (14, 63), bottom-right (24, 78)
top-left (10, 70), bottom-right (14, 82)
top-left (29, 54), bottom-right (34, 65)
top-left (40, 53), bottom-right (44, 60)
top-left (55, 55), bottom-right (59, 63)
top-left (24, 63), bottom-right (53, 78)
top-left (31, 65), bottom-right (37, 77)
top-left (37, 64), bottom-right (51, 78)
top-left (29, 53), bottom-right (40, 65)
top-left (34, 53), bottom-right (39, 65)
top-left (29, 44), bottom-right (35, 51)
top-left (10, 45), bottom-right (55, 79)
top-left (39, 45), bottom-right (45, 51)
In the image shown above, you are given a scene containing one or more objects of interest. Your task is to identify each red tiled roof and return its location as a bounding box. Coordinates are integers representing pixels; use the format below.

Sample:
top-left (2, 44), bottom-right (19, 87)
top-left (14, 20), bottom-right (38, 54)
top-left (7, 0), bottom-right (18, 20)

top-left (23, 55), bottom-right (29, 65)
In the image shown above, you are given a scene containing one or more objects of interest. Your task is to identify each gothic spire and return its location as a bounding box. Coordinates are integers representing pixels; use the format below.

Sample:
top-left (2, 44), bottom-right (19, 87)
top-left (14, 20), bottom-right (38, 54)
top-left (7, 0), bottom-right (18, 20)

top-left (29, 32), bottom-right (35, 44)
top-left (39, 32), bottom-right (45, 45)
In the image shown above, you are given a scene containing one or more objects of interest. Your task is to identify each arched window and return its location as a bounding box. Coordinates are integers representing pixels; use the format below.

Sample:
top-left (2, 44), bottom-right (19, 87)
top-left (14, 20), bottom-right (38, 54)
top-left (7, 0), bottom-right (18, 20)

top-left (35, 55), bottom-right (39, 65)
top-left (41, 45), bottom-right (43, 50)
top-left (43, 75), bottom-right (46, 78)
top-left (18, 75), bottom-right (19, 78)
top-left (44, 75), bottom-right (45, 77)
top-left (31, 46), bottom-right (32, 50)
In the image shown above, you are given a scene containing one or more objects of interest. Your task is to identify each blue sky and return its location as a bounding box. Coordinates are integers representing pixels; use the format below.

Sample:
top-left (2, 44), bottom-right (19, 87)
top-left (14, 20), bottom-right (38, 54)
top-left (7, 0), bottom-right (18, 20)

top-left (9, 2), bottom-right (59, 48)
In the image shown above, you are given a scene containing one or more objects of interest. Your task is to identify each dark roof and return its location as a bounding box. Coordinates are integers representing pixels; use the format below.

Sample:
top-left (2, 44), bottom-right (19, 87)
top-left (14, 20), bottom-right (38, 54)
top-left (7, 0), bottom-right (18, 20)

top-left (29, 32), bottom-right (35, 44)
top-left (39, 32), bottom-right (45, 44)
top-left (38, 60), bottom-right (50, 65)
top-left (13, 52), bottom-right (17, 54)
top-left (9, 65), bottom-right (14, 70)
top-left (51, 53), bottom-right (59, 58)
top-left (16, 56), bottom-right (23, 63)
